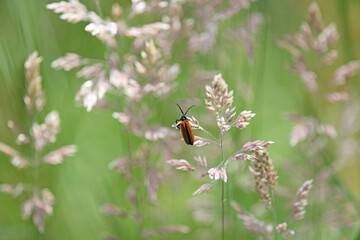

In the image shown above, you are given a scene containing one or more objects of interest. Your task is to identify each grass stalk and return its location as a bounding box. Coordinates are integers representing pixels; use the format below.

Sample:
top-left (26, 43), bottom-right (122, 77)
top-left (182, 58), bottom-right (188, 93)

top-left (220, 132), bottom-right (225, 240)
top-left (30, 110), bottom-right (39, 194)
top-left (29, 111), bottom-right (40, 238)
top-left (270, 189), bottom-right (278, 240)
top-left (336, 0), bottom-right (352, 61)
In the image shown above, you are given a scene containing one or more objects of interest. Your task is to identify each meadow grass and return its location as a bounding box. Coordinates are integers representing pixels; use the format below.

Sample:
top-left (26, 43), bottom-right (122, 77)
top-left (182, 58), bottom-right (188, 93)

top-left (0, 0), bottom-right (359, 239)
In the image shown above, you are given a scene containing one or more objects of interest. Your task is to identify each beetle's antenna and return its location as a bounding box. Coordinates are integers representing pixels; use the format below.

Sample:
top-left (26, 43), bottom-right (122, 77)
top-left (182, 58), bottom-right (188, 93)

top-left (176, 103), bottom-right (184, 114)
top-left (184, 105), bottom-right (195, 115)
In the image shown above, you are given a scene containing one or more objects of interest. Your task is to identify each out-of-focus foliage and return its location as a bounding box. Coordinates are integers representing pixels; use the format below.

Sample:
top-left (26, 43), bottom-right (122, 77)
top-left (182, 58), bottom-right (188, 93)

top-left (0, 0), bottom-right (359, 239)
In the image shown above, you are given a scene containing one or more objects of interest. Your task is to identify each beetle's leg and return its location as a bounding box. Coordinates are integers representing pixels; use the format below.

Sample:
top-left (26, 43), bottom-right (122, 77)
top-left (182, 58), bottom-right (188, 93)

top-left (174, 120), bottom-right (181, 129)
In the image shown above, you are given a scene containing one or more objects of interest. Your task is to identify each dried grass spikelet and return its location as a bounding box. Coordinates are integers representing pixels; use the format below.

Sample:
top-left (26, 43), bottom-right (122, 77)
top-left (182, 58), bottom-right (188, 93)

top-left (188, 116), bottom-right (205, 131)
top-left (109, 157), bottom-right (132, 180)
top-left (307, 2), bottom-right (322, 34)
top-left (249, 147), bottom-right (277, 208)
top-left (305, 2), bottom-right (338, 53)
top-left (289, 56), bottom-right (318, 92)
top-left (241, 140), bottom-right (274, 152)
top-left (111, 3), bottom-right (123, 21)
top-left (43, 145), bottom-right (77, 164)
top-left (0, 142), bottom-right (29, 168)
top-left (24, 51), bottom-right (45, 112)
top-left (193, 136), bottom-right (212, 147)
top-left (226, 13), bottom-right (264, 63)
top-left (312, 23), bottom-right (338, 53)
top-left (327, 91), bottom-right (349, 103)
top-left (7, 121), bottom-right (30, 145)
top-left (145, 167), bottom-right (162, 201)
top-left (48, 0), bottom-right (117, 47)
top-left (126, 22), bottom-right (170, 38)
top-left (144, 127), bottom-right (174, 141)
top-left (112, 111), bottom-right (144, 137)
top-left (205, 74), bottom-right (233, 112)
top-left (166, 159), bottom-right (195, 171)
top-left (4, 51), bottom-right (77, 234)
top-left (22, 189), bottom-right (55, 233)
top-left (194, 156), bottom-right (207, 167)
top-left (187, 0), bottom-right (254, 54)
top-left (188, 20), bottom-right (218, 54)
top-left (100, 204), bottom-right (127, 218)
top-left (276, 2), bottom-right (355, 95)
top-left (32, 111), bottom-right (60, 151)
top-left (205, 74), bottom-right (234, 131)
top-left (282, 230), bottom-right (295, 238)
top-left (75, 72), bottom-right (110, 112)
top-left (142, 40), bottom-right (162, 65)
top-left (323, 49), bottom-right (338, 65)
top-left (193, 183), bottom-right (213, 195)
top-left (129, 0), bottom-right (145, 16)
top-left (85, 15), bottom-right (118, 47)
top-left (1, 183), bottom-right (25, 197)
top-left (137, 40), bottom-right (180, 98)
top-left (77, 63), bottom-right (103, 79)
top-left (46, 0), bottom-right (89, 23)
top-left (290, 179), bottom-right (313, 223)
top-left (289, 122), bottom-right (309, 146)
top-left (51, 53), bottom-right (87, 71)
top-left (276, 222), bottom-right (295, 238)
top-left (275, 222), bottom-right (287, 232)
top-left (208, 167), bottom-right (227, 182)
top-left (236, 110), bottom-right (256, 130)
top-left (231, 201), bottom-right (272, 239)
top-left (332, 60), bottom-right (360, 87)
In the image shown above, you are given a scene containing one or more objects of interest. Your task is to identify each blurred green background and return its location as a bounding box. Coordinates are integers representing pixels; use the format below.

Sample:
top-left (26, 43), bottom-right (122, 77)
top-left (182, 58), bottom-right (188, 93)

top-left (0, 0), bottom-right (360, 239)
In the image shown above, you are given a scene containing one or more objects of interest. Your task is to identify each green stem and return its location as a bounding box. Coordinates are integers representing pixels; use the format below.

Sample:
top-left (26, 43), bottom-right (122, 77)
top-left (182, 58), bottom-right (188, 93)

top-left (94, 0), bottom-right (103, 17)
top-left (30, 110), bottom-right (39, 195)
top-left (336, 0), bottom-right (353, 61)
top-left (270, 189), bottom-right (278, 240)
top-left (29, 110), bottom-right (40, 237)
top-left (220, 132), bottom-right (225, 240)
top-left (222, 180), bottom-right (225, 240)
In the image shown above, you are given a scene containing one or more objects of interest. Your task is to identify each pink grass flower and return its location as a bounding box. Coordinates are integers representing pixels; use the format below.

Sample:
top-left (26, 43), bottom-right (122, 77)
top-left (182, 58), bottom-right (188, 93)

top-left (166, 159), bottom-right (195, 171)
top-left (193, 183), bottom-right (213, 195)
top-left (44, 145), bottom-right (77, 164)
top-left (208, 167), bottom-right (227, 182)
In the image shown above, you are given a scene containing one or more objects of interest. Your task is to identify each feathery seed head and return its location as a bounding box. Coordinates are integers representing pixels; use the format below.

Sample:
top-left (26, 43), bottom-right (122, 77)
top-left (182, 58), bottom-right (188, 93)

top-left (250, 147), bottom-right (277, 208)
top-left (24, 51), bottom-right (45, 112)
top-left (193, 183), bottom-right (213, 195)
top-left (46, 0), bottom-right (89, 23)
top-left (208, 167), bottom-right (227, 182)
top-left (51, 53), bottom-right (87, 71)
top-left (290, 179), bottom-right (313, 222)
top-left (32, 111), bottom-right (60, 151)
top-left (167, 159), bottom-right (195, 171)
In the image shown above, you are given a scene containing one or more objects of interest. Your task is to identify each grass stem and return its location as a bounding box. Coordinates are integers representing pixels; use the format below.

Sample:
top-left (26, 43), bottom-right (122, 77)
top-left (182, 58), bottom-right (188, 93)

top-left (220, 132), bottom-right (225, 240)
top-left (270, 189), bottom-right (278, 240)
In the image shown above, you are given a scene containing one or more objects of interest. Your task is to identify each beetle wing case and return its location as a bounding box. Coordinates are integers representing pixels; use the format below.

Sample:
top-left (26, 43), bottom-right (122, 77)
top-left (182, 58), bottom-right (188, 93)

top-left (180, 120), bottom-right (194, 145)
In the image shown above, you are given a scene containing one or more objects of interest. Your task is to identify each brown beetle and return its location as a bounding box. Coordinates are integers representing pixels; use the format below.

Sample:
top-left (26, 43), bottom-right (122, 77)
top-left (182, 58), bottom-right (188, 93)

top-left (175, 104), bottom-right (195, 145)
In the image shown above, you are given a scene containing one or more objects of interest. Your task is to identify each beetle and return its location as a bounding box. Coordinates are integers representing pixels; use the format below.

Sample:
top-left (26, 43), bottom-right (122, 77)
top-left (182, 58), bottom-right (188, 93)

top-left (175, 103), bottom-right (195, 145)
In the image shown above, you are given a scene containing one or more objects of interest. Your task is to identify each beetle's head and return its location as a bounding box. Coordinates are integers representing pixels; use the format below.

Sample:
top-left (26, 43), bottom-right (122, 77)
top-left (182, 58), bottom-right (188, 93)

top-left (176, 104), bottom-right (195, 121)
top-left (180, 115), bottom-right (187, 121)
